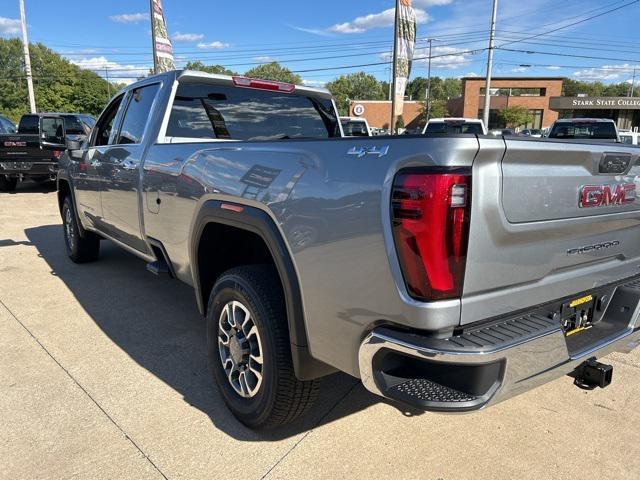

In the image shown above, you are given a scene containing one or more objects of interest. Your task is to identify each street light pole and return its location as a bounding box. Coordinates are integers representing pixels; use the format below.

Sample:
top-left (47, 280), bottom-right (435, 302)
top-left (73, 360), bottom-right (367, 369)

top-left (425, 38), bottom-right (435, 121)
top-left (18, 0), bottom-right (36, 113)
top-left (629, 67), bottom-right (637, 97)
top-left (482, 0), bottom-right (499, 129)
top-left (105, 67), bottom-right (111, 97)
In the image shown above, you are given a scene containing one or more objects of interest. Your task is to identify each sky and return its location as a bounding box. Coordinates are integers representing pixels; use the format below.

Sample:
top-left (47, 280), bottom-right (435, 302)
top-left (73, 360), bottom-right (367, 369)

top-left (1, 0), bottom-right (639, 87)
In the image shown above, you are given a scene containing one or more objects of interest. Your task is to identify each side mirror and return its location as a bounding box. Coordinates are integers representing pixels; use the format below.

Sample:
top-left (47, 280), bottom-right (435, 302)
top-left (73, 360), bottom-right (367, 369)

top-left (66, 139), bottom-right (82, 151)
top-left (41, 140), bottom-right (67, 150)
top-left (66, 139), bottom-right (84, 160)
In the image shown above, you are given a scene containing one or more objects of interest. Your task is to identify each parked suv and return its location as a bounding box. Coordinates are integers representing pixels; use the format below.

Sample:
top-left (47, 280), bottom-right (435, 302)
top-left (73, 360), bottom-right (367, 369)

top-left (0, 115), bottom-right (17, 134)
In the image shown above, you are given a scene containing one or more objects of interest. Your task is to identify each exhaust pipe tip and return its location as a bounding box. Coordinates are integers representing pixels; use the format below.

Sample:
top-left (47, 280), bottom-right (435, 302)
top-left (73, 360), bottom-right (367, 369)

top-left (571, 358), bottom-right (613, 390)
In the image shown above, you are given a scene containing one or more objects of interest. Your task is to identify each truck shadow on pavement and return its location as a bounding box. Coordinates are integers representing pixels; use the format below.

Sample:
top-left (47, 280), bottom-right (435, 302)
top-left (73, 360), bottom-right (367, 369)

top-left (5, 180), bottom-right (57, 194)
top-left (25, 224), bottom-right (423, 441)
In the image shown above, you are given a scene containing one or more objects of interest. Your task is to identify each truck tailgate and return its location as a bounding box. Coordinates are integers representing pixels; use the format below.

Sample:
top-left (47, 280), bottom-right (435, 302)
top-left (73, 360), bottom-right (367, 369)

top-left (0, 134), bottom-right (48, 161)
top-left (461, 137), bottom-right (640, 325)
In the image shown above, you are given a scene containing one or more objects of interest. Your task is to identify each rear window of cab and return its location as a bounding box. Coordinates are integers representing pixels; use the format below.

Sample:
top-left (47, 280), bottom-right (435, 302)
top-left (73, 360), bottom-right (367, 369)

top-left (166, 83), bottom-right (340, 141)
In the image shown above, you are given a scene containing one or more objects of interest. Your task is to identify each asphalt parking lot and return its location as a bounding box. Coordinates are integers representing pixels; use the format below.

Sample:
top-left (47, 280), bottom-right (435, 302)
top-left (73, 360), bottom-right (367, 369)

top-left (1, 181), bottom-right (640, 480)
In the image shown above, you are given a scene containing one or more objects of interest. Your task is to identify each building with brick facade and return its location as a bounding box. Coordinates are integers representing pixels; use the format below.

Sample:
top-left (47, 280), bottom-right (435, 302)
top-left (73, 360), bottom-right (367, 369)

top-left (347, 77), bottom-right (640, 133)
top-left (348, 101), bottom-right (423, 131)
top-left (448, 77), bottom-right (564, 130)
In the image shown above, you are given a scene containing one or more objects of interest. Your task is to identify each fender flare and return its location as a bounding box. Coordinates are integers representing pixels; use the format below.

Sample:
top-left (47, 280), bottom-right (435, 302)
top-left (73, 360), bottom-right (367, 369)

top-left (190, 200), bottom-right (335, 380)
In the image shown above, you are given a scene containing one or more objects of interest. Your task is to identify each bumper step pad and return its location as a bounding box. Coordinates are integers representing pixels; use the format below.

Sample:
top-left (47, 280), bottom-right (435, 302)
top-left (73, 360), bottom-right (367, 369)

top-left (390, 378), bottom-right (478, 403)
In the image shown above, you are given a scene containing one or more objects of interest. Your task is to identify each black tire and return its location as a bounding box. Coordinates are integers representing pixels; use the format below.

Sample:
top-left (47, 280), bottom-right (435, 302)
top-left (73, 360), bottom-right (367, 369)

top-left (0, 176), bottom-right (17, 192)
top-left (62, 196), bottom-right (100, 263)
top-left (207, 265), bottom-right (319, 429)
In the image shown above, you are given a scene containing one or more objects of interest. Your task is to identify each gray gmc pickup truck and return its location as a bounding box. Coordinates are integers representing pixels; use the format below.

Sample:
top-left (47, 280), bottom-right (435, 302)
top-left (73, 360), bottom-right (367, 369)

top-left (56, 70), bottom-right (640, 429)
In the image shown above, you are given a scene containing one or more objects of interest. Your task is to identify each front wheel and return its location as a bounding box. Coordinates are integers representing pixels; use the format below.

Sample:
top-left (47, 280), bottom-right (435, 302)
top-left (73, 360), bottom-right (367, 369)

top-left (207, 265), bottom-right (319, 429)
top-left (62, 196), bottom-right (100, 263)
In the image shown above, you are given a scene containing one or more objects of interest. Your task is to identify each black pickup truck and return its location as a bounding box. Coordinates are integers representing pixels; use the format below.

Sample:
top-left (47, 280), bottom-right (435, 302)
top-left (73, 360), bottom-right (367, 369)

top-left (0, 113), bottom-right (94, 191)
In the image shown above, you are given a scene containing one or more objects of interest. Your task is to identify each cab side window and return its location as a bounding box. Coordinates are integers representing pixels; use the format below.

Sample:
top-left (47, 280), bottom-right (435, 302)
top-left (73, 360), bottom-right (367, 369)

top-left (117, 84), bottom-right (160, 145)
top-left (93, 95), bottom-right (125, 147)
top-left (41, 117), bottom-right (65, 144)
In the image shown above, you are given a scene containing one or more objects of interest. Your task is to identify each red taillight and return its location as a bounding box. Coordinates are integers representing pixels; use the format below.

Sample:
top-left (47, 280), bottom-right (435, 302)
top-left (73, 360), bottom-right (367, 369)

top-left (391, 170), bottom-right (471, 301)
top-left (232, 76), bottom-right (296, 93)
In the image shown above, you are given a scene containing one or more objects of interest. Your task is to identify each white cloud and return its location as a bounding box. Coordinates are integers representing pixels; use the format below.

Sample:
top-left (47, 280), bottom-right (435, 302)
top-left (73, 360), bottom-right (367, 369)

top-left (290, 25), bottom-right (334, 37)
top-left (71, 56), bottom-right (147, 85)
top-left (571, 64), bottom-right (639, 81)
top-left (253, 56), bottom-right (277, 63)
top-left (109, 13), bottom-right (149, 24)
top-left (294, 1), bottom-right (452, 36)
top-left (546, 66), bottom-right (561, 71)
top-left (382, 45), bottom-right (472, 70)
top-left (171, 32), bottom-right (204, 42)
top-left (329, 8), bottom-right (430, 34)
top-left (197, 41), bottom-right (231, 50)
top-left (510, 66), bottom-right (530, 73)
top-left (0, 17), bottom-right (21, 36)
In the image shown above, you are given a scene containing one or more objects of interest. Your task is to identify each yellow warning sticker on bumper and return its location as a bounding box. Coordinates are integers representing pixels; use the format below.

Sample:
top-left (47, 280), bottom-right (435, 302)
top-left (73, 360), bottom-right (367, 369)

top-left (569, 295), bottom-right (593, 308)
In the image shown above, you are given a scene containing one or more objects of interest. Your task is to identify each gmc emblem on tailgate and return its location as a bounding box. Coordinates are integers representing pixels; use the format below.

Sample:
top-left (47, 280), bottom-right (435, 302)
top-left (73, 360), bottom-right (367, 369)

top-left (4, 141), bottom-right (27, 147)
top-left (579, 183), bottom-right (636, 208)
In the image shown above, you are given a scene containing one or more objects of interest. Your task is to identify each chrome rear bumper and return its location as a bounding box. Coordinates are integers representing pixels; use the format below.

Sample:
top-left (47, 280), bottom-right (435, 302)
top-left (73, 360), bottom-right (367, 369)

top-left (359, 279), bottom-right (640, 412)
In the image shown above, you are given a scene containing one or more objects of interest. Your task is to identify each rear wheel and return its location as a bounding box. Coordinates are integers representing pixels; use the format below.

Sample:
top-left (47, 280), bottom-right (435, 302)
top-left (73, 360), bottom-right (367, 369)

top-left (207, 265), bottom-right (319, 429)
top-left (0, 176), bottom-right (17, 192)
top-left (62, 196), bottom-right (100, 263)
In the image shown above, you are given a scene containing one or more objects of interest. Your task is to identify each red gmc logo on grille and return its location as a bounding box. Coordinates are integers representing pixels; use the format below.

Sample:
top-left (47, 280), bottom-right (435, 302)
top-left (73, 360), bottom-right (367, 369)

top-left (4, 141), bottom-right (27, 147)
top-left (579, 183), bottom-right (637, 208)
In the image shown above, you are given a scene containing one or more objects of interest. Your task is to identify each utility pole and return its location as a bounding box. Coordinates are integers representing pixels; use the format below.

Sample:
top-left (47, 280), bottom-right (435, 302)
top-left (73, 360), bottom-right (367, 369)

top-left (629, 67), bottom-right (637, 97)
top-left (19, 0), bottom-right (36, 113)
top-left (390, 0), bottom-right (400, 134)
top-left (425, 38), bottom-right (436, 121)
top-left (105, 67), bottom-right (111, 97)
top-left (150, 0), bottom-right (158, 74)
top-left (482, 0), bottom-right (498, 130)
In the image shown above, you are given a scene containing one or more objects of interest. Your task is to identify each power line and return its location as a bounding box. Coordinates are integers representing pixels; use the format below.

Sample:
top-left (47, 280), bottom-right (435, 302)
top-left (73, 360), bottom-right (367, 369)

top-left (497, 0), bottom-right (639, 48)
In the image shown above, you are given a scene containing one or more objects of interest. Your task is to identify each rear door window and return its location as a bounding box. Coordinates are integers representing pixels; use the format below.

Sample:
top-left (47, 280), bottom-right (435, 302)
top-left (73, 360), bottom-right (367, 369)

top-left (116, 84), bottom-right (161, 145)
top-left (40, 117), bottom-right (65, 144)
top-left (166, 83), bottom-right (340, 141)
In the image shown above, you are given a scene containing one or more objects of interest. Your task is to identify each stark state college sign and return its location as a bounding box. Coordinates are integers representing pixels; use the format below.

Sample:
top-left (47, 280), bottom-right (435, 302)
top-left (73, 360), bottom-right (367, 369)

top-left (550, 97), bottom-right (640, 110)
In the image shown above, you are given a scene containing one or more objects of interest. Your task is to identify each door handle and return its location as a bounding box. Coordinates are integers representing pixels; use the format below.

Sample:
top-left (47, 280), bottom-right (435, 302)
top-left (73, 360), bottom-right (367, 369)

top-left (120, 159), bottom-right (138, 171)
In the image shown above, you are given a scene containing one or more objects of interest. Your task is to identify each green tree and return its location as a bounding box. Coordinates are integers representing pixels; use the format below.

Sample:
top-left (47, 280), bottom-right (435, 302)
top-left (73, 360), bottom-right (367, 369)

top-left (499, 105), bottom-right (533, 129)
top-left (0, 38), bottom-right (113, 122)
top-left (184, 61), bottom-right (236, 76)
top-left (325, 72), bottom-right (385, 115)
top-left (407, 76), bottom-right (462, 102)
top-left (244, 62), bottom-right (302, 84)
top-left (421, 99), bottom-right (448, 121)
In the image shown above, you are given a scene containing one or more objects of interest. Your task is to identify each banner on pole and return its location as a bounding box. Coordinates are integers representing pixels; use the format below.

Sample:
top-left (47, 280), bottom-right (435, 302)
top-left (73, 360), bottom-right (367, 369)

top-left (394, 0), bottom-right (417, 117)
top-left (152, 0), bottom-right (175, 72)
